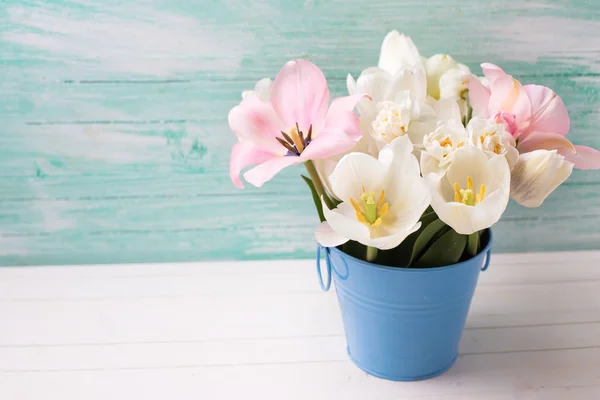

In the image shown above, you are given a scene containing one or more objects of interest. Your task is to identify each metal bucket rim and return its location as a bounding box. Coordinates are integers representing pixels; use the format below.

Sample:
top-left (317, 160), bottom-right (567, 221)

top-left (328, 229), bottom-right (493, 273)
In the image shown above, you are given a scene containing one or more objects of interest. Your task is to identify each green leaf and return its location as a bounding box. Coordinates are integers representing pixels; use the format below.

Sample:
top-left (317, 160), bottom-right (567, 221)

top-left (420, 210), bottom-right (438, 226)
top-left (409, 219), bottom-right (447, 266)
top-left (301, 175), bottom-right (326, 222)
top-left (378, 209), bottom-right (438, 267)
top-left (416, 229), bottom-right (468, 268)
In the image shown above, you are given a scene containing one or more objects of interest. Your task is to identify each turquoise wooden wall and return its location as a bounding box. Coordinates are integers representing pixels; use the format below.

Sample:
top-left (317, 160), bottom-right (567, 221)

top-left (1, 0), bottom-right (600, 266)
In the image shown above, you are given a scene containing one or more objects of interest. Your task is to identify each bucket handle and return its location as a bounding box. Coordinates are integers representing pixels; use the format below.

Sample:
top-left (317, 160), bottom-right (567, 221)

top-left (316, 245), bottom-right (332, 292)
top-left (481, 248), bottom-right (492, 272)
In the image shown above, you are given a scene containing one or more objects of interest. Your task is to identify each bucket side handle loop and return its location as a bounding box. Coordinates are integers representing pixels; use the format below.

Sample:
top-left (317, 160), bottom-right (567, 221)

top-left (316, 245), bottom-right (332, 292)
top-left (481, 248), bottom-right (492, 272)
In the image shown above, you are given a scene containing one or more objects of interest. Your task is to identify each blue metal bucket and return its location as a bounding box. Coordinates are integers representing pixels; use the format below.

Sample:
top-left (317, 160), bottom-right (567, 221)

top-left (316, 231), bottom-right (492, 381)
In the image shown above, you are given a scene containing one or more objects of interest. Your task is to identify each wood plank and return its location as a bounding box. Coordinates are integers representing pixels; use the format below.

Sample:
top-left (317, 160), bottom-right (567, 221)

top-left (2, 1), bottom-right (600, 80)
top-left (1, 349), bottom-right (599, 400)
top-left (0, 275), bottom-right (598, 345)
top-left (0, 252), bottom-right (599, 299)
top-left (1, 321), bottom-right (600, 371)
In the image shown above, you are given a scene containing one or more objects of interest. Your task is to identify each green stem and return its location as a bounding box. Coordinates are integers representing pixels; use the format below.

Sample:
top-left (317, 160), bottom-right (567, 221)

top-left (466, 104), bottom-right (473, 125)
top-left (366, 246), bottom-right (378, 262)
top-left (304, 160), bottom-right (335, 210)
top-left (467, 231), bottom-right (480, 257)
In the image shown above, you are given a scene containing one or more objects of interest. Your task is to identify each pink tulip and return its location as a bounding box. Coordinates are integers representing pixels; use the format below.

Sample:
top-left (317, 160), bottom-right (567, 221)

top-left (229, 60), bottom-right (366, 188)
top-left (469, 63), bottom-right (600, 170)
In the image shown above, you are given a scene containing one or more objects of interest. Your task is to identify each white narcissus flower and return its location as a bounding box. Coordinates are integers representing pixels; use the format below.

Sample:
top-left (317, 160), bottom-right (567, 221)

top-left (347, 67), bottom-right (427, 116)
top-left (315, 136), bottom-right (430, 250)
top-left (420, 118), bottom-right (469, 176)
top-left (241, 78), bottom-right (272, 101)
top-left (467, 117), bottom-right (519, 170)
top-left (425, 146), bottom-right (510, 235)
top-left (370, 91), bottom-right (437, 147)
top-left (510, 150), bottom-right (573, 208)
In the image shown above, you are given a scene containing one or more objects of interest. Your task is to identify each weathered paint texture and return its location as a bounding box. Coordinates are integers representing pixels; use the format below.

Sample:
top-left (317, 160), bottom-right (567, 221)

top-left (1, 0), bottom-right (600, 266)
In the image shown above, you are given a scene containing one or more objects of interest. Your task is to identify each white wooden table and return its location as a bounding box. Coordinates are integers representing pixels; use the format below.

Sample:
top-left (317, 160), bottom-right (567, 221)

top-left (1, 251), bottom-right (600, 399)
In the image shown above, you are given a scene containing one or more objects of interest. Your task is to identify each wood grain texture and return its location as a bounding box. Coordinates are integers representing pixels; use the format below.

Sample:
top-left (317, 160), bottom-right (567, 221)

top-left (1, 0), bottom-right (600, 265)
top-left (1, 253), bottom-right (600, 399)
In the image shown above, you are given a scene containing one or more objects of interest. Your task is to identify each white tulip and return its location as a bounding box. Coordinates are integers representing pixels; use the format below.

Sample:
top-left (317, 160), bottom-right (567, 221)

top-left (241, 78), bottom-right (272, 101)
top-left (378, 30), bottom-right (425, 78)
top-left (315, 136), bottom-right (430, 250)
top-left (420, 118), bottom-right (469, 176)
top-left (425, 146), bottom-right (510, 235)
top-left (510, 150), bottom-right (573, 208)
top-left (467, 117), bottom-right (519, 170)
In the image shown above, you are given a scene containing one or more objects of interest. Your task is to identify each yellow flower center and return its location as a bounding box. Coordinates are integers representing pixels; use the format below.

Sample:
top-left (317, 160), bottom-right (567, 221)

top-left (350, 188), bottom-right (389, 227)
top-left (439, 137), bottom-right (453, 148)
top-left (453, 176), bottom-right (486, 206)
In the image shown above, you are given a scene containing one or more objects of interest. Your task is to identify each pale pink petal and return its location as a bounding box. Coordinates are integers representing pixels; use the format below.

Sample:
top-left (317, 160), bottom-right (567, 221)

top-left (467, 76), bottom-right (491, 118)
top-left (324, 93), bottom-right (367, 117)
top-left (523, 84), bottom-right (570, 136)
top-left (492, 111), bottom-right (518, 137)
top-left (300, 95), bottom-right (364, 160)
top-left (230, 141), bottom-right (276, 189)
top-left (481, 63), bottom-right (507, 84)
top-left (228, 97), bottom-right (285, 153)
top-left (517, 131), bottom-right (576, 154)
top-left (243, 156), bottom-right (301, 188)
top-left (487, 73), bottom-right (531, 130)
top-left (270, 59), bottom-right (330, 131)
top-left (560, 145), bottom-right (600, 170)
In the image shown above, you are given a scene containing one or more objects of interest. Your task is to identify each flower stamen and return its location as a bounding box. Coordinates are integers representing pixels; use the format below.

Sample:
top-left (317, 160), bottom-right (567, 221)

top-left (277, 124), bottom-right (313, 155)
top-left (454, 176), bottom-right (485, 206)
top-left (351, 189), bottom-right (389, 227)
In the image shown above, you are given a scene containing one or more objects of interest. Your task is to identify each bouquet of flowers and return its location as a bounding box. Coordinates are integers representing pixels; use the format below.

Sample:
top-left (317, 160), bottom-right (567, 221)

top-left (228, 31), bottom-right (600, 268)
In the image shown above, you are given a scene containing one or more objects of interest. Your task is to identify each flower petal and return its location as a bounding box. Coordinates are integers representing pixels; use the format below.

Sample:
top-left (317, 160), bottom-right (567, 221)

top-left (323, 202), bottom-right (371, 243)
top-left (355, 68), bottom-right (392, 104)
top-left (270, 59), bottom-right (330, 130)
top-left (432, 98), bottom-right (462, 124)
top-left (242, 78), bottom-right (272, 101)
top-left (510, 150), bottom-right (573, 208)
top-left (228, 96), bottom-right (285, 153)
top-left (386, 69), bottom-right (426, 104)
top-left (420, 151), bottom-right (446, 177)
top-left (243, 156), bottom-right (301, 188)
top-left (481, 63), bottom-right (507, 85)
top-left (517, 131), bottom-right (576, 154)
top-left (427, 174), bottom-right (509, 235)
top-left (329, 152), bottom-right (387, 202)
top-left (300, 94), bottom-right (365, 160)
top-left (523, 84), bottom-right (570, 137)
top-left (230, 141), bottom-right (276, 189)
top-left (487, 72), bottom-right (531, 131)
top-left (445, 146), bottom-right (494, 193)
top-left (361, 222), bottom-right (421, 250)
top-left (467, 76), bottom-right (491, 118)
top-left (425, 54), bottom-right (458, 99)
top-left (315, 221), bottom-right (350, 247)
top-left (378, 31), bottom-right (423, 76)
top-left (560, 145), bottom-right (600, 170)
